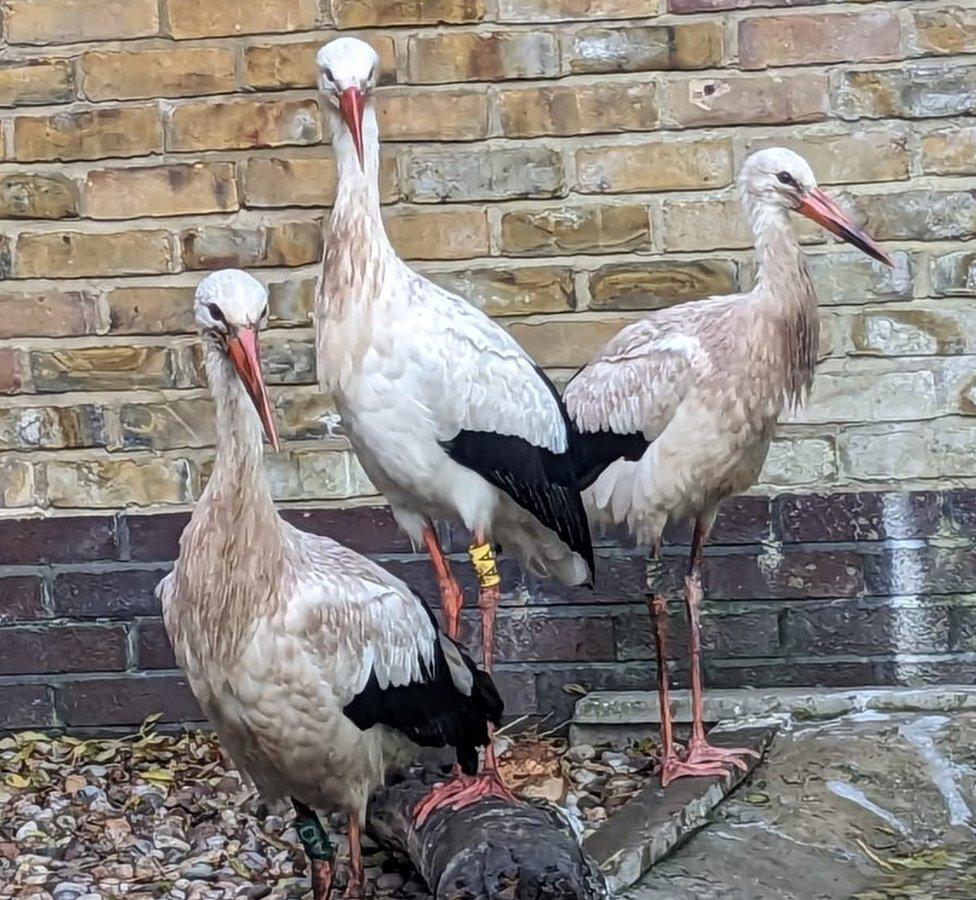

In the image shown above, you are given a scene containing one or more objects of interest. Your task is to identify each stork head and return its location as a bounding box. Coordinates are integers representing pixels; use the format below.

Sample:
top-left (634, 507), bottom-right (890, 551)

top-left (195, 269), bottom-right (279, 452)
top-left (739, 147), bottom-right (893, 266)
top-left (316, 37), bottom-right (380, 170)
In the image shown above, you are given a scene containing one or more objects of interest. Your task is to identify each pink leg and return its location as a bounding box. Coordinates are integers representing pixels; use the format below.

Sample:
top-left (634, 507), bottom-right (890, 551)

top-left (421, 522), bottom-right (465, 641)
top-left (680, 520), bottom-right (758, 773)
top-left (646, 547), bottom-right (725, 788)
top-left (412, 533), bottom-right (519, 826)
top-left (343, 818), bottom-right (365, 899)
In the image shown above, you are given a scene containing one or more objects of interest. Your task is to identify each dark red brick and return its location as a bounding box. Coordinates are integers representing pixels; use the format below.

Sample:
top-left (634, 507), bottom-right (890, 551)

top-left (283, 506), bottom-right (414, 554)
top-left (778, 491), bottom-right (944, 543)
top-left (534, 662), bottom-right (654, 720)
top-left (0, 515), bottom-right (118, 564)
top-left (57, 675), bottom-right (202, 727)
top-left (125, 512), bottom-right (190, 562)
top-left (458, 607), bottom-right (615, 664)
top-left (0, 624), bottom-right (127, 674)
top-left (614, 602), bottom-right (780, 661)
top-left (698, 549), bottom-right (864, 600)
top-left (0, 575), bottom-right (46, 623)
top-left (863, 546), bottom-right (976, 597)
top-left (948, 489), bottom-right (976, 537)
top-left (951, 605), bottom-right (976, 652)
top-left (706, 657), bottom-right (883, 690)
top-left (52, 568), bottom-right (166, 618)
top-left (781, 599), bottom-right (949, 656)
top-left (136, 618), bottom-right (176, 669)
top-left (490, 667), bottom-right (537, 717)
top-left (0, 684), bottom-right (54, 729)
top-left (663, 496), bottom-right (773, 546)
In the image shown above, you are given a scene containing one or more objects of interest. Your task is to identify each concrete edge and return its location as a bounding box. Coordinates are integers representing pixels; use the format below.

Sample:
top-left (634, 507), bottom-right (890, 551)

top-left (582, 726), bottom-right (776, 895)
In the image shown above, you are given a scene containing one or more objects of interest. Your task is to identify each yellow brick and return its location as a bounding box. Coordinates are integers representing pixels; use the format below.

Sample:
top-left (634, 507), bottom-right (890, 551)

top-left (106, 286), bottom-right (195, 334)
top-left (386, 209), bottom-right (489, 260)
top-left (576, 139), bottom-right (733, 193)
top-left (0, 59), bottom-right (74, 107)
top-left (497, 82), bottom-right (658, 138)
top-left (168, 99), bottom-right (321, 152)
top-left (30, 346), bottom-right (181, 392)
top-left (43, 458), bottom-right (191, 508)
top-left (16, 230), bottom-right (176, 278)
top-left (0, 173), bottom-right (78, 219)
top-left (181, 221), bottom-right (322, 270)
top-left (500, 204), bottom-right (650, 256)
top-left (377, 90), bottom-right (489, 141)
top-left (407, 31), bottom-right (559, 83)
top-left (497, 0), bottom-right (656, 21)
top-left (14, 107), bottom-right (163, 162)
top-left (241, 154), bottom-right (400, 208)
top-left (5, 0), bottom-right (159, 44)
top-left (914, 7), bottom-right (976, 55)
top-left (665, 73), bottom-right (829, 128)
top-left (84, 163), bottom-right (239, 219)
top-left (81, 47), bottom-right (237, 101)
top-left (0, 291), bottom-right (104, 338)
top-left (332, 0), bottom-right (484, 28)
top-left (245, 37), bottom-right (396, 90)
top-left (921, 126), bottom-right (976, 176)
top-left (429, 266), bottom-right (575, 316)
top-left (742, 130), bottom-right (909, 185)
top-left (506, 317), bottom-right (633, 368)
top-left (0, 458), bottom-right (33, 508)
top-left (662, 197), bottom-right (823, 251)
top-left (166, 0), bottom-right (318, 39)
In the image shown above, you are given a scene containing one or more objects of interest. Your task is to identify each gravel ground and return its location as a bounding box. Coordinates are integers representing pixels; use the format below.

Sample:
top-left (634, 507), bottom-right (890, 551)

top-left (0, 720), bottom-right (657, 899)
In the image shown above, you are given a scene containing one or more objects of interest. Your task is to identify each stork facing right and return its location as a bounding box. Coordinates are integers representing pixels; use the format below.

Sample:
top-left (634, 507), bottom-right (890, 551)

top-left (565, 148), bottom-right (893, 786)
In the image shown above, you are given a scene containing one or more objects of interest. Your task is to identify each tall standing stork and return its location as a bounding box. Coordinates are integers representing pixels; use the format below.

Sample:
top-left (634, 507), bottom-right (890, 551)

top-left (565, 148), bottom-right (893, 786)
top-left (313, 37), bottom-right (593, 814)
top-left (159, 270), bottom-right (502, 898)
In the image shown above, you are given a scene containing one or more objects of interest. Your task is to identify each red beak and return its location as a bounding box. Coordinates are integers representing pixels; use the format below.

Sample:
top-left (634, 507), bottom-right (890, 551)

top-left (226, 326), bottom-right (280, 452)
top-left (797, 187), bottom-right (894, 267)
top-left (339, 86), bottom-right (365, 170)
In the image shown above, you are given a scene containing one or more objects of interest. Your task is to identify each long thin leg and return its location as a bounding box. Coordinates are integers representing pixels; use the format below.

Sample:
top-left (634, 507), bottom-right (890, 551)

top-left (343, 817), bottom-right (365, 899)
top-left (412, 533), bottom-right (518, 825)
top-left (647, 544), bottom-right (725, 788)
top-left (681, 518), bottom-right (758, 772)
top-left (421, 521), bottom-right (464, 641)
top-left (292, 799), bottom-right (334, 900)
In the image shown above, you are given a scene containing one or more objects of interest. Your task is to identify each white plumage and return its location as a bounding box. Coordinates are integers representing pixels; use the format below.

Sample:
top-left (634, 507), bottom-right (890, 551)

top-left (159, 270), bottom-right (499, 896)
top-left (313, 37), bottom-right (591, 593)
top-left (564, 148), bottom-right (893, 785)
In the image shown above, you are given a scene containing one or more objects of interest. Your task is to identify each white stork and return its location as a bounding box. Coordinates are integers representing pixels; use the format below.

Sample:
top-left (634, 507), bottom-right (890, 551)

top-left (313, 37), bottom-right (593, 815)
top-left (158, 270), bottom-right (502, 898)
top-left (564, 148), bottom-right (893, 786)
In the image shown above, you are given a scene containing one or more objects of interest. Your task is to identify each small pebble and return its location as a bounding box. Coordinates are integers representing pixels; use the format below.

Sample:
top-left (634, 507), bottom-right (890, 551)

top-left (565, 744), bottom-right (596, 763)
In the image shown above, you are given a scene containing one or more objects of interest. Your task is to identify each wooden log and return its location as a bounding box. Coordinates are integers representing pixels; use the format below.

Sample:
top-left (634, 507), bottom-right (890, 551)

top-left (367, 767), bottom-right (607, 899)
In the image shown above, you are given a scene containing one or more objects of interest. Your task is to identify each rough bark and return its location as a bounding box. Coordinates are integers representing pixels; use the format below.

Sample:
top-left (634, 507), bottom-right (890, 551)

top-left (367, 769), bottom-right (607, 899)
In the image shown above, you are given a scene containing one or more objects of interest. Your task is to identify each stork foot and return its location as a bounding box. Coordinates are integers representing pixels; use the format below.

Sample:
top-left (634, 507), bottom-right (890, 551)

top-left (683, 733), bottom-right (759, 773)
top-left (658, 750), bottom-right (728, 788)
top-left (341, 871), bottom-right (367, 900)
top-left (412, 768), bottom-right (519, 826)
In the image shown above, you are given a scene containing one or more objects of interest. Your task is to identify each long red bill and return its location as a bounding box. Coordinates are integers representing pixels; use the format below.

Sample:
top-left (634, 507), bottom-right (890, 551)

top-left (226, 327), bottom-right (280, 452)
top-left (797, 187), bottom-right (894, 267)
top-left (339, 86), bottom-right (365, 170)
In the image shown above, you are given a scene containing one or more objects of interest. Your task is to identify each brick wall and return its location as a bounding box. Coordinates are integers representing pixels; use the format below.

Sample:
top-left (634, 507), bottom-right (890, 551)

top-left (1, 0), bottom-right (975, 728)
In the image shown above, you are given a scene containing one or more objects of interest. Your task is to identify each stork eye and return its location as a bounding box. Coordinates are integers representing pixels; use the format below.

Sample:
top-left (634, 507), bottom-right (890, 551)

top-left (206, 302), bottom-right (225, 323)
top-left (776, 171), bottom-right (799, 188)
top-left (323, 66), bottom-right (334, 83)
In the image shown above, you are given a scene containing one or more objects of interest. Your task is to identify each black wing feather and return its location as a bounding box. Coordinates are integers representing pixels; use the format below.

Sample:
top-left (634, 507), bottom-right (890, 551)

top-left (570, 429), bottom-right (650, 490)
top-left (342, 603), bottom-right (502, 775)
top-left (440, 365), bottom-right (595, 583)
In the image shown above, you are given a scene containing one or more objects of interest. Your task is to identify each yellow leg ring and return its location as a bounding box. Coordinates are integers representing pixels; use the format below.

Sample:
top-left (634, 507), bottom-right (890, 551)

top-left (469, 542), bottom-right (501, 589)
